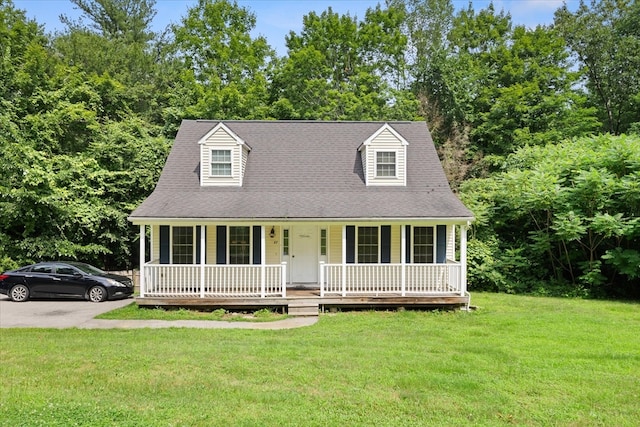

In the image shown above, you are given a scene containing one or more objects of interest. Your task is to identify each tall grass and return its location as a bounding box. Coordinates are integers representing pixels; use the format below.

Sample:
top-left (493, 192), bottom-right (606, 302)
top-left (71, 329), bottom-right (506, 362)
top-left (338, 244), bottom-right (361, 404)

top-left (1, 293), bottom-right (638, 426)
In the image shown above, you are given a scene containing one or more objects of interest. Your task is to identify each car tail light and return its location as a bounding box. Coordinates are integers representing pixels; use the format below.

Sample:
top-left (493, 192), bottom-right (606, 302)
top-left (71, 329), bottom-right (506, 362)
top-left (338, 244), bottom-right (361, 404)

top-left (0, 274), bottom-right (9, 281)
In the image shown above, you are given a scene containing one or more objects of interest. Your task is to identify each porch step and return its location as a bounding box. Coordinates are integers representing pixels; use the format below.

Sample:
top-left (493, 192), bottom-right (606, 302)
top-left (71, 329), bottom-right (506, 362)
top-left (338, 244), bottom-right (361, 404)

top-left (288, 301), bottom-right (319, 317)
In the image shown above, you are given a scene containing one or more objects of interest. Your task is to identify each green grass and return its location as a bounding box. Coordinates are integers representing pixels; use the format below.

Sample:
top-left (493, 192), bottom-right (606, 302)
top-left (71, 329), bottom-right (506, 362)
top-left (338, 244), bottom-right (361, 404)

top-left (95, 303), bottom-right (288, 322)
top-left (1, 293), bottom-right (638, 426)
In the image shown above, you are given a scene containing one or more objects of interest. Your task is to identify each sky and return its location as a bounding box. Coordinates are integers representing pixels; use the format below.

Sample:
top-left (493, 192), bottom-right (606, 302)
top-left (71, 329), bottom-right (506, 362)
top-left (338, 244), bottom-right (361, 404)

top-left (13, 0), bottom-right (578, 55)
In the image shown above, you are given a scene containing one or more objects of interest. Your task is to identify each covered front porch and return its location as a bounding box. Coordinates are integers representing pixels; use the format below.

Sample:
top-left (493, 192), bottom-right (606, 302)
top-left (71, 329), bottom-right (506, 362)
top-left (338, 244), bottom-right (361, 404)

top-left (134, 221), bottom-right (470, 310)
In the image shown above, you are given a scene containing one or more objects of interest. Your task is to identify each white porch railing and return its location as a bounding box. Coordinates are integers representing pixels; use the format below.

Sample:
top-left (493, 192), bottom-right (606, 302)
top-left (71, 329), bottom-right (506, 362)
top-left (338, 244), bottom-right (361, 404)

top-left (140, 261), bottom-right (463, 299)
top-left (142, 262), bottom-right (287, 298)
top-left (320, 261), bottom-right (463, 297)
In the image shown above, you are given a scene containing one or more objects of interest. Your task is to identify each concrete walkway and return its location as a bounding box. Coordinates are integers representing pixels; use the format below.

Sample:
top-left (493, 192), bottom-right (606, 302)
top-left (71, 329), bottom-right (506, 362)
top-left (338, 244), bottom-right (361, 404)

top-left (0, 297), bottom-right (318, 329)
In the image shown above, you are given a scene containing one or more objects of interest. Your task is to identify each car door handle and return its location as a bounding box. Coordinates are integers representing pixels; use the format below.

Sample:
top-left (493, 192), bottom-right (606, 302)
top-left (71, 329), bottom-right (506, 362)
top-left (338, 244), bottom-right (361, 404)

top-left (52, 277), bottom-right (61, 281)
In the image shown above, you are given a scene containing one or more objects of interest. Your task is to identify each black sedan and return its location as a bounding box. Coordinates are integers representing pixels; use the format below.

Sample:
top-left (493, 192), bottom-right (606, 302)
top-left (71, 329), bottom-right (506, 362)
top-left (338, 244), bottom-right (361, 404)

top-left (0, 262), bottom-right (134, 302)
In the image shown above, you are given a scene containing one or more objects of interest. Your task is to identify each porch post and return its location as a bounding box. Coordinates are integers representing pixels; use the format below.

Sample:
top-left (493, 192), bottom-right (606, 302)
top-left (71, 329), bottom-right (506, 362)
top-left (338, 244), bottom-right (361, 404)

top-left (341, 225), bottom-right (347, 297)
top-left (319, 261), bottom-right (325, 297)
top-left (260, 226), bottom-right (266, 298)
top-left (200, 224), bottom-right (206, 298)
top-left (400, 224), bottom-right (406, 296)
top-left (139, 224), bottom-right (145, 298)
top-left (281, 262), bottom-right (287, 297)
top-left (460, 223), bottom-right (468, 296)
top-left (447, 224), bottom-right (456, 261)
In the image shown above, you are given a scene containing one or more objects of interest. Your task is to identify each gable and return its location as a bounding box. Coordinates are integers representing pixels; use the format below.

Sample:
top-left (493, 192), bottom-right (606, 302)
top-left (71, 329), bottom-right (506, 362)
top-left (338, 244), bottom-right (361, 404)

top-left (199, 123), bottom-right (250, 187)
top-left (359, 124), bottom-right (408, 186)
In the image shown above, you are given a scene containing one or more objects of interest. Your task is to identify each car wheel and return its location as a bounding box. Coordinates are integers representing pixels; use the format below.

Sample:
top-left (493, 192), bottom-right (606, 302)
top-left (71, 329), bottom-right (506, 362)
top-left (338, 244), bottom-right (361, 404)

top-left (10, 284), bottom-right (30, 302)
top-left (88, 286), bottom-right (107, 303)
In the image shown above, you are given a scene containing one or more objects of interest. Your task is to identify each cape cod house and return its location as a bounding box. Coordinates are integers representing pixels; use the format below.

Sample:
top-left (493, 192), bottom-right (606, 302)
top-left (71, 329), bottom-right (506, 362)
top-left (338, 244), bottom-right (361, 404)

top-left (129, 120), bottom-right (474, 313)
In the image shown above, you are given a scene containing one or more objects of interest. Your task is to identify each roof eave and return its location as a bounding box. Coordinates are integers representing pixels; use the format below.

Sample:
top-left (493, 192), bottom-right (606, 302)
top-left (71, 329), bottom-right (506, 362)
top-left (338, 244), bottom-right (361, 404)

top-left (128, 216), bottom-right (474, 225)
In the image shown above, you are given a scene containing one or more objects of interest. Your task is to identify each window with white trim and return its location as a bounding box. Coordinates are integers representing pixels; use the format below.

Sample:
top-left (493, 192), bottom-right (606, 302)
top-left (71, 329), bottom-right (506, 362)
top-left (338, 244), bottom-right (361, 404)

top-left (413, 226), bottom-right (434, 263)
top-left (358, 226), bottom-right (379, 263)
top-left (210, 149), bottom-right (232, 176)
top-left (283, 229), bottom-right (289, 256)
top-left (376, 151), bottom-right (396, 177)
top-left (320, 229), bottom-right (327, 256)
top-left (172, 226), bottom-right (194, 264)
top-left (229, 226), bottom-right (250, 264)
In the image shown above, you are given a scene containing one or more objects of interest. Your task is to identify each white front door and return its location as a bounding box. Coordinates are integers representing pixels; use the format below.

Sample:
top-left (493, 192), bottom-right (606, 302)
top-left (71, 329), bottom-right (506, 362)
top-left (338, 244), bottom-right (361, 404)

top-left (290, 225), bottom-right (318, 284)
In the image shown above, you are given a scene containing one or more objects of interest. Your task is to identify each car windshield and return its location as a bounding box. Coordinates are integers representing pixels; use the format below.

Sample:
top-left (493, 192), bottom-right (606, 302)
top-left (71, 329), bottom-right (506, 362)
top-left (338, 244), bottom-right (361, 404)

top-left (69, 263), bottom-right (105, 275)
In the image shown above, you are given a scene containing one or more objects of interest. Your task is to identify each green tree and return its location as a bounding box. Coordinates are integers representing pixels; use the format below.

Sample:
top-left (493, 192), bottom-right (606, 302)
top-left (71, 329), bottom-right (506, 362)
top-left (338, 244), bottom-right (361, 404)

top-left (1, 1), bottom-right (172, 270)
top-left (389, 0), bottom-right (455, 122)
top-left (54, 0), bottom-right (173, 127)
top-left (471, 25), bottom-right (599, 156)
top-left (168, 0), bottom-right (273, 122)
top-left (448, 6), bottom-right (598, 159)
top-left (555, 0), bottom-right (640, 134)
top-left (270, 5), bottom-right (419, 120)
top-left (393, 2), bottom-right (599, 184)
top-left (61, 0), bottom-right (157, 43)
top-left (389, 0), bottom-right (475, 187)
top-left (0, 0), bottom-right (52, 116)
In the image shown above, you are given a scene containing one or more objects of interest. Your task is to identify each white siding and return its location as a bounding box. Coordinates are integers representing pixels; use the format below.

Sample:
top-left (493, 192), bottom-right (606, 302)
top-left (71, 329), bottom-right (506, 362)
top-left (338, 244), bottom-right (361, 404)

top-left (391, 224), bottom-right (401, 263)
top-left (447, 224), bottom-right (456, 261)
top-left (151, 225), bottom-right (160, 261)
top-left (361, 149), bottom-right (368, 177)
top-left (329, 225), bottom-right (342, 264)
top-left (266, 226), bottom-right (281, 265)
top-left (241, 146), bottom-right (249, 182)
top-left (206, 225), bottom-right (216, 263)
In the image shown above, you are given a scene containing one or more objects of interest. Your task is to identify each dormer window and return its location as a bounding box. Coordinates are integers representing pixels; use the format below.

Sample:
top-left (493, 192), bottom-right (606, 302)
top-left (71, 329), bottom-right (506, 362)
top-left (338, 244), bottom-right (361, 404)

top-left (198, 122), bottom-right (251, 187)
top-left (210, 149), bottom-right (232, 176)
top-left (376, 151), bottom-right (396, 177)
top-left (359, 124), bottom-right (408, 186)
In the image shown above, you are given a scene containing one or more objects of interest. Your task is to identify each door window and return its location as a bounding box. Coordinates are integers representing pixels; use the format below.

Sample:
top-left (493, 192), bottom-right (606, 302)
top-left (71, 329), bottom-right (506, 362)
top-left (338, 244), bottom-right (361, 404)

top-left (283, 229), bottom-right (289, 256)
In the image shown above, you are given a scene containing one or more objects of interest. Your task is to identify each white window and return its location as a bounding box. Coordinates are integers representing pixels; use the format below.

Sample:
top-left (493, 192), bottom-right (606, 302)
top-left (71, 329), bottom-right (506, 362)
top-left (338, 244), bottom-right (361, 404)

top-left (229, 226), bottom-right (250, 264)
top-left (172, 226), bottom-right (194, 264)
top-left (210, 149), bottom-right (232, 176)
top-left (376, 151), bottom-right (396, 177)
top-left (358, 226), bottom-right (379, 263)
top-left (413, 226), bottom-right (434, 264)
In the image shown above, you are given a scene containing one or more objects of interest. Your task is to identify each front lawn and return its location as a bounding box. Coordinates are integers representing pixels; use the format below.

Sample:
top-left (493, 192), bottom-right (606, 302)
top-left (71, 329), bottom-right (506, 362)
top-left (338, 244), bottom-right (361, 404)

top-left (0, 293), bottom-right (638, 426)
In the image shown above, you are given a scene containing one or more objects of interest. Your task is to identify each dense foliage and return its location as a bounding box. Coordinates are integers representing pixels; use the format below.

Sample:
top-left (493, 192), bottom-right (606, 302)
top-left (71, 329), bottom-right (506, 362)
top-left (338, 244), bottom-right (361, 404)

top-left (0, 0), bottom-right (638, 297)
top-left (462, 135), bottom-right (640, 298)
top-left (0, 0), bottom-right (170, 269)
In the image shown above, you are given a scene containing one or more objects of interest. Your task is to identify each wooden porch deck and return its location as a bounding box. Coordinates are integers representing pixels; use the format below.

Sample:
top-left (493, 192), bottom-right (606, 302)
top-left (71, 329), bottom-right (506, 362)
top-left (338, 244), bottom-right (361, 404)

top-left (136, 288), bottom-right (471, 315)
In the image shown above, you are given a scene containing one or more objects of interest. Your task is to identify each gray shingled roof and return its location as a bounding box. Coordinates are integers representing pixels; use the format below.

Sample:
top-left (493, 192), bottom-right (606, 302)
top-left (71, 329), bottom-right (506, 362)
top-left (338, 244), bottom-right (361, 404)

top-left (129, 120), bottom-right (473, 221)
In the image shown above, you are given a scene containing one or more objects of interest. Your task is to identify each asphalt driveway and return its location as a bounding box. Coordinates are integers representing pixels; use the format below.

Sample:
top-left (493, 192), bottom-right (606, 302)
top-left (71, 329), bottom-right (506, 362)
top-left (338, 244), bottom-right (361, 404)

top-left (0, 296), bottom-right (132, 328)
top-left (0, 296), bottom-right (317, 329)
